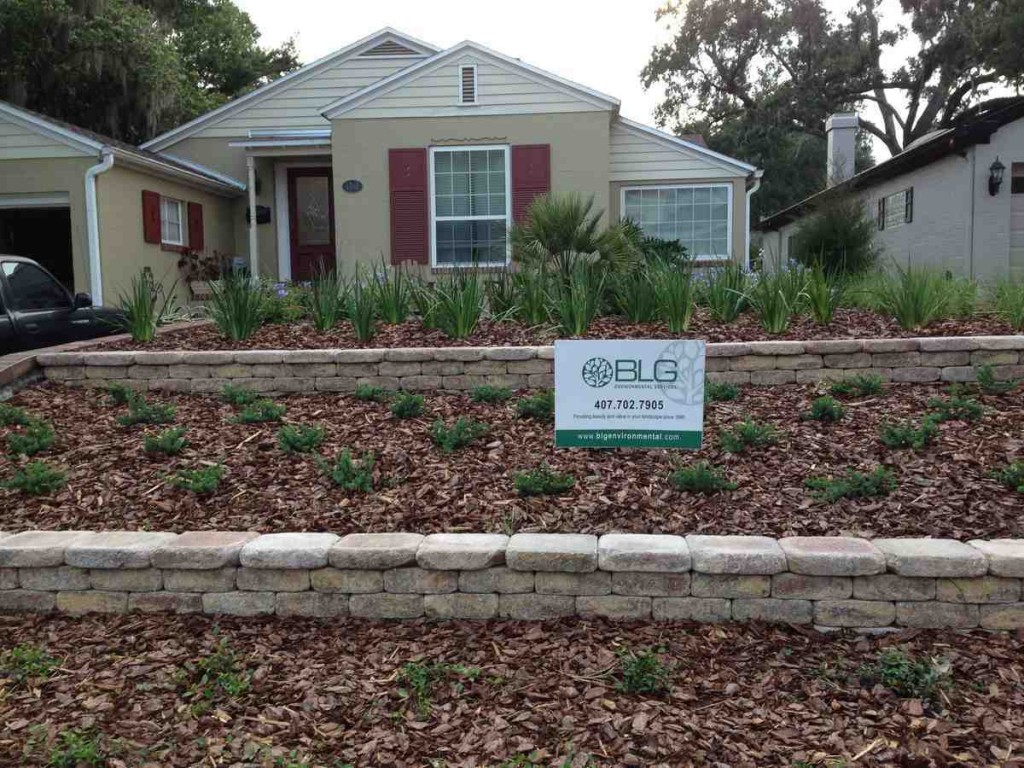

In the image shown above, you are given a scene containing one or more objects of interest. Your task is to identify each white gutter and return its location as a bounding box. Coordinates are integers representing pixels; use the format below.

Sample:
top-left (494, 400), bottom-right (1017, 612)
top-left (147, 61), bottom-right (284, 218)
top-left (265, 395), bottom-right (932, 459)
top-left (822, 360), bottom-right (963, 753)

top-left (744, 170), bottom-right (764, 270)
top-left (85, 148), bottom-right (115, 304)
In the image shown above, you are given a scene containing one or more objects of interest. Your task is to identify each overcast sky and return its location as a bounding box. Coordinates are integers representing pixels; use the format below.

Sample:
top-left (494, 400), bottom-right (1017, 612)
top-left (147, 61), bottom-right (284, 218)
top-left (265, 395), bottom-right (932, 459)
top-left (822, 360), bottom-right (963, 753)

top-left (235, 0), bottom-right (910, 156)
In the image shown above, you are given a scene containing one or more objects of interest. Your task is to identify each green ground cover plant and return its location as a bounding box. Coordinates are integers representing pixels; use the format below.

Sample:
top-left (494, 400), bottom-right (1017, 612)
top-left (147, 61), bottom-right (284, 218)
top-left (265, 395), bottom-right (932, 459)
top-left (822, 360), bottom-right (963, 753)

top-left (170, 464), bottom-right (224, 494)
top-left (233, 399), bottom-right (286, 424)
top-left (803, 395), bottom-right (844, 422)
top-left (1, 642), bottom-right (59, 685)
top-left (143, 426), bottom-right (188, 455)
top-left (829, 374), bottom-right (884, 398)
top-left (396, 661), bottom-right (480, 718)
top-left (805, 466), bottom-right (895, 502)
top-left (390, 392), bottom-right (424, 419)
top-left (879, 418), bottom-right (938, 450)
top-left (221, 383), bottom-right (259, 407)
top-left (6, 419), bottom-right (55, 456)
top-left (0, 402), bottom-right (30, 425)
top-left (1, 461), bottom-right (66, 495)
top-left (704, 381), bottom-right (740, 402)
top-left (516, 390), bottom-right (554, 421)
top-left (471, 385), bottom-right (512, 403)
top-left (991, 461), bottom-right (1024, 493)
top-left (513, 464), bottom-right (575, 497)
top-left (430, 417), bottom-right (488, 453)
top-left (277, 424), bottom-right (326, 453)
top-left (318, 449), bottom-right (375, 493)
top-left (927, 390), bottom-right (984, 422)
top-left (614, 648), bottom-right (672, 695)
top-left (668, 461), bottom-right (737, 494)
top-left (719, 419), bottom-right (779, 453)
top-left (117, 398), bottom-right (175, 426)
top-left (354, 383), bottom-right (391, 402)
top-left (858, 648), bottom-right (950, 700)
top-left (180, 637), bottom-right (251, 716)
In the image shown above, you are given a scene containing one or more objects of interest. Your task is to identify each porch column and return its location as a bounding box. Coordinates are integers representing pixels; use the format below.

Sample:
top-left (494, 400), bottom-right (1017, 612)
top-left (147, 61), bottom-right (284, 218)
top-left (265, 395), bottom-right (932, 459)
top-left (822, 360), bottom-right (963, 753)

top-left (246, 155), bottom-right (259, 278)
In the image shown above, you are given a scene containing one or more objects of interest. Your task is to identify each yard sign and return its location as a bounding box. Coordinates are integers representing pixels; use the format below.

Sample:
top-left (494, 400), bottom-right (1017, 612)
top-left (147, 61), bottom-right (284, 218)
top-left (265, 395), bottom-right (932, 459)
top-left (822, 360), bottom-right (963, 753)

top-left (554, 339), bottom-right (706, 449)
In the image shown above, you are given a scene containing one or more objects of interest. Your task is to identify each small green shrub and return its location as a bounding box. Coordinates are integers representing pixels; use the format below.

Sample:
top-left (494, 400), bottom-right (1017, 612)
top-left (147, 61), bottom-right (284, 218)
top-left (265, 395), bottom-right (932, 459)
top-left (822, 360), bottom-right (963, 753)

top-left (668, 461), bottom-right (737, 494)
top-left (928, 391), bottom-right (983, 422)
top-left (181, 637), bottom-right (251, 715)
top-left (614, 648), bottom-right (671, 695)
top-left (805, 466), bottom-right (895, 502)
top-left (117, 398), bottom-right (175, 426)
top-left (170, 464), bottom-right (224, 494)
top-left (207, 271), bottom-right (267, 341)
top-left (803, 396), bottom-right (845, 422)
top-left (277, 423), bottom-right (326, 453)
top-left (390, 392), bottom-right (424, 419)
top-left (1, 461), bottom-right (66, 495)
top-left (263, 283), bottom-right (308, 324)
top-left (396, 661), bottom-right (480, 718)
top-left (514, 464), bottom-right (575, 497)
top-left (991, 461), bottom-right (1024, 493)
top-left (516, 390), bottom-right (554, 421)
top-left (718, 419), bottom-right (779, 453)
top-left (429, 417), bottom-right (488, 453)
top-left (790, 194), bottom-right (879, 275)
top-left (829, 374), bottom-right (884, 398)
top-left (233, 399), bottom-right (286, 424)
top-left (879, 418), bottom-right (938, 450)
top-left (1, 642), bottom-right (58, 685)
top-left (975, 364), bottom-right (1017, 395)
top-left (105, 382), bottom-right (139, 406)
top-left (317, 448), bottom-right (375, 493)
top-left (46, 727), bottom-right (110, 768)
top-left (6, 419), bottom-right (55, 456)
top-left (0, 402), bottom-right (31, 425)
top-left (354, 383), bottom-right (392, 402)
top-left (222, 383), bottom-right (259, 407)
top-left (858, 648), bottom-right (950, 700)
top-left (704, 381), bottom-right (740, 402)
top-left (143, 426), bottom-right (188, 455)
top-left (471, 385), bottom-right (512, 403)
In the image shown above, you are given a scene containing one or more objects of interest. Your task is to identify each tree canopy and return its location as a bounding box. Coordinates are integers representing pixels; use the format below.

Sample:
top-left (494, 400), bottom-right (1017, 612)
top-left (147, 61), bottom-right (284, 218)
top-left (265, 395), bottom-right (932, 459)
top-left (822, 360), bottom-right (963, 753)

top-left (0, 0), bottom-right (300, 143)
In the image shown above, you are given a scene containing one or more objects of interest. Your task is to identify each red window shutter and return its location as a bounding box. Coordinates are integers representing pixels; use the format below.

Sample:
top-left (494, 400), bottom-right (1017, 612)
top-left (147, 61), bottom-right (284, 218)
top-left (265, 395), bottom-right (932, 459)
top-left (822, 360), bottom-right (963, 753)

top-left (187, 202), bottom-right (204, 251)
top-left (511, 144), bottom-right (551, 223)
top-left (142, 190), bottom-right (161, 243)
top-left (388, 148), bottom-right (429, 264)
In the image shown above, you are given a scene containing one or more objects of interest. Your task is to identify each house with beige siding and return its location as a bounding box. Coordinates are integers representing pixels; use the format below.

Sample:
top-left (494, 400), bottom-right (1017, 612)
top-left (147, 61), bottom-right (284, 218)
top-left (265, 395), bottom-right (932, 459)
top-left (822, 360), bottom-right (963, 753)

top-left (1, 28), bottom-right (761, 303)
top-left (757, 100), bottom-right (1024, 281)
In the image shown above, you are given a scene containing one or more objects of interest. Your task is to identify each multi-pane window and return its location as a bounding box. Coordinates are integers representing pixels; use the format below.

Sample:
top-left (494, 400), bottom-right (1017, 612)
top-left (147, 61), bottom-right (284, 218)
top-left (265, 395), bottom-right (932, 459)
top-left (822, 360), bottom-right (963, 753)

top-left (160, 197), bottom-right (185, 246)
top-left (1012, 163), bottom-right (1024, 195)
top-left (878, 188), bottom-right (913, 230)
top-left (621, 185), bottom-right (731, 259)
top-left (431, 146), bottom-right (509, 266)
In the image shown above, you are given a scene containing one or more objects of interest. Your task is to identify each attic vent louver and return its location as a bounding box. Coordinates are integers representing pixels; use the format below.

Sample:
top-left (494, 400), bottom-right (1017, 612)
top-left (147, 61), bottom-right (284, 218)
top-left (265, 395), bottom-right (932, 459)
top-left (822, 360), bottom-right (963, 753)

top-left (459, 65), bottom-right (477, 104)
top-left (361, 40), bottom-right (418, 57)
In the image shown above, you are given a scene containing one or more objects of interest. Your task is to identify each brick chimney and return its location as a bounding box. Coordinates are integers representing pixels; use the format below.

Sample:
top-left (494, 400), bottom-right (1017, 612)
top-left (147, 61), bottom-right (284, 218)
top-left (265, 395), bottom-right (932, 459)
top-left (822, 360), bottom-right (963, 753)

top-left (826, 113), bottom-right (859, 186)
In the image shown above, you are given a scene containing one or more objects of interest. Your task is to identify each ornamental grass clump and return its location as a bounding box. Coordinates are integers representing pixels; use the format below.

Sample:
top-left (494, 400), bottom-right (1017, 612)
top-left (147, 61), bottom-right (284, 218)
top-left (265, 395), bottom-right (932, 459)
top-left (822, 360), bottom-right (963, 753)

top-left (308, 268), bottom-right (350, 331)
top-left (348, 279), bottom-right (378, 342)
top-left (829, 374), bottom-right (884, 398)
top-left (471, 385), bottom-right (512, 404)
top-left (233, 399), bottom-right (286, 424)
top-left (484, 270), bottom-right (518, 320)
top-left (390, 392), bottom-right (424, 419)
top-left (805, 465), bottom-right (895, 502)
top-left (117, 397), bottom-right (175, 426)
top-left (207, 271), bottom-right (267, 341)
top-left (876, 267), bottom-right (951, 330)
top-left (803, 395), bottom-right (845, 422)
top-left (804, 263), bottom-right (845, 325)
top-left (704, 381), bottom-right (740, 402)
top-left (354, 383), bottom-right (391, 402)
top-left (516, 389), bottom-right (554, 421)
top-left (373, 261), bottom-right (412, 325)
top-left (718, 419), bottom-right (779, 453)
top-left (117, 269), bottom-right (175, 342)
top-left (511, 267), bottom-right (551, 326)
top-left (6, 419), bottom-right (55, 456)
top-left (318, 448), bottom-right (375, 493)
top-left (743, 265), bottom-right (807, 335)
top-left (668, 461), bottom-right (737, 494)
top-left (277, 423), bottom-right (326, 453)
top-left (992, 278), bottom-right (1024, 330)
top-left (879, 418), bottom-right (938, 450)
top-left (514, 464), bottom-right (575, 497)
top-left (1, 460), bottom-right (66, 495)
top-left (652, 264), bottom-right (696, 332)
top-left (221, 383), bottom-right (259, 407)
top-left (612, 268), bottom-right (658, 324)
top-left (991, 461), bottom-right (1024, 493)
top-left (429, 417), bottom-right (488, 453)
top-left (699, 262), bottom-right (748, 322)
top-left (433, 269), bottom-right (484, 339)
top-left (551, 262), bottom-right (605, 336)
top-left (143, 426), bottom-right (188, 455)
top-left (170, 464), bottom-right (224, 494)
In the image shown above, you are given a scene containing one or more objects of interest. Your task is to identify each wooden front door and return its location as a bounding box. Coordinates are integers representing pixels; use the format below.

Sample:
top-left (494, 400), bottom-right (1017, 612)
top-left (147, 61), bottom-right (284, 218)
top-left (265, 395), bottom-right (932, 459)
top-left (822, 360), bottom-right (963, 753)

top-left (287, 167), bottom-right (335, 281)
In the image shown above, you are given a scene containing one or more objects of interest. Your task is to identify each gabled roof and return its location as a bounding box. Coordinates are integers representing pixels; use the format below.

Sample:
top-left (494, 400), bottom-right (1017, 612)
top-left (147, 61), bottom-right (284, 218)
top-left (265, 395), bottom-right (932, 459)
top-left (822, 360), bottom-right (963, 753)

top-left (0, 100), bottom-right (245, 194)
top-left (614, 117), bottom-right (757, 176)
top-left (756, 96), bottom-right (1024, 231)
top-left (321, 40), bottom-right (620, 119)
top-left (141, 28), bottom-right (439, 151)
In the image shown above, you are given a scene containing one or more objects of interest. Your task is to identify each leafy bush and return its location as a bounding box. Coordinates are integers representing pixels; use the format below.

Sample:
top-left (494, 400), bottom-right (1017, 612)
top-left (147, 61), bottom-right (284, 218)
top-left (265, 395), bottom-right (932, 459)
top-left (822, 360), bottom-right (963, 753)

top-left (516, 390), bottom-right (554, 421)
top-left (143, 426), bottom-right (188, 455)
top-left (744, 265), bottom-right (807, 335)
top-left (117, 269), bottom-right (176, 342)
top-left (1, 461), bottom-right (66, 495)
top-left (390, 392), bottom-right (424, 419)
top-left (318, 448), bottom-right (375, 493)
top-left (928, 391), bottom-right (983, 422)
top-left (551, 261), bottom-right (606, 336)
top-left (46, 727), bottom-right (110, 768)
top-left (652, 264), bottom-right (696, 332)
top-left (6, 419), bottom-right (55, 456)
top-left (233, 399), bottom-right (286, 424)
top-left (263, 283), bottom-right (308, 324)
top-left (829, 374), bottom-right (884, 398)
top-left (429, 417), bottom-right (488, 453)
top-left (704, 381), bottom-right (740, 402)
top-left (991, 460), bottom-right (1024, 493)
top-left (858, 648), bottom-right (950, 700)
top-left (668, 461), bottom-right (737, 493)
top-left (354, 383), bottom-right (391, 402)
top-left (348, 278), bottom-right (377, 341)
top-left (876, 267), bottom-right (953, 330)
top-left (471, 385), bottom-right (512, 403)
top-left (790, 194), bottom-right (878, 274)
top-left (992, 278), bottom-right (1024, 330)
top-left (221, 383), bottom-right (259, 407)
top-left (614, 648), bottom-right (671, 695)
top-left (805, 466), bottom-right (896, 502)
top-left (207, 272), bottom-right (267, 340)
top-left (1, 642), bottom-right (59, 685)
top-left (612, 268), bottom-right (658, 323)
top-left (432, 269), bottom-right (485, 339)
top-left (117, 398), bottom-right (175, 426)
top-left (975, 364), bottom-right (1017, 395)
top-left (803, 396), bottom-right (845, 422)
top-left (514, 464), bottom-right (575, 497)
top-left (804, 263), bottom-right (845, 325)
top-left (170, 464), bottom-right (224, 494)
top-left (277, 423), bottom-right (326, 453)
top-left (718, 419), bottom-right (779, 453)
top-left (308, 268), bottom-right (349, 331)
top-left (105, 382), bottom-right (139, 406)
top-left (373, 261), bottom-right (412, 324)
top-left (698, 262), bottom-right (748, 322)
top-left (879, 418), bottom-right (938, 450)
top-left (0, 402), bottom-right (30, 426)
top-left (181, 638), bottom-right (251, 715)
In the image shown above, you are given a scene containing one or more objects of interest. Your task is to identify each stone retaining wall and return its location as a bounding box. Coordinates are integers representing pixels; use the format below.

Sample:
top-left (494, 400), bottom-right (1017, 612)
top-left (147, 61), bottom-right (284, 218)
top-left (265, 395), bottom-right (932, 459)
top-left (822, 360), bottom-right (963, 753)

top-left (34, 336), bottom-right (1024, 393)
top-left (2, 531), bottom-right (1022, 630)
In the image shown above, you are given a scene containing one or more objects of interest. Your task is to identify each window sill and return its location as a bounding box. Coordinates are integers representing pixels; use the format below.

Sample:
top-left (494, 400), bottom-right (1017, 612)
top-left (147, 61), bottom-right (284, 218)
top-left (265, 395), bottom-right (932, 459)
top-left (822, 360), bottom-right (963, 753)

top-left (430, 264), bottom-right (510, 274)
top-left (160, 243), bottom-right (188, 254)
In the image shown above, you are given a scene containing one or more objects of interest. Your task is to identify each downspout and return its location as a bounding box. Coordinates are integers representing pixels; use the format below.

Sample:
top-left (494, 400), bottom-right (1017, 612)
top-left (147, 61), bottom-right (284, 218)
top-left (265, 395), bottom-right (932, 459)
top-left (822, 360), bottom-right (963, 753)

top-left (85, 148), bottom-right (115, 304)
top-left (246, 155), bottom-right (260, 278)
top-left (744, 170), bottom-right (764, 270)
top-left (967, 148), bottom-right (976, 280)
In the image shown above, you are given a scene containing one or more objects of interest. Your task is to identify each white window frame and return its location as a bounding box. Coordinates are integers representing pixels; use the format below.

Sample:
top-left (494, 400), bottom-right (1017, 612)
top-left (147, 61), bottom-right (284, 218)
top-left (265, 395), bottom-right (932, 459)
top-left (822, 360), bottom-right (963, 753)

top-left (160, 196), bottom-right (186, 247)
top-left (428, 144), bottom-right (512, 268)
top-left (458, 64), bottom-right (478, 105)
top-left (619, 183), bottom-right (734, 261)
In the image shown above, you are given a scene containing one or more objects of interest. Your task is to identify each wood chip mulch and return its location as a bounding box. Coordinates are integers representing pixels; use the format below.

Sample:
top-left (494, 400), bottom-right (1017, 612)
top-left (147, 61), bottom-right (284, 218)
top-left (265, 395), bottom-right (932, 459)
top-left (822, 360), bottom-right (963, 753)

top-left (1, 382), bottom-right (1022, 539)
top-left (1, 615), bottom-right (1022, 766)
top-left (88, 309), bottom-right (1015, 352)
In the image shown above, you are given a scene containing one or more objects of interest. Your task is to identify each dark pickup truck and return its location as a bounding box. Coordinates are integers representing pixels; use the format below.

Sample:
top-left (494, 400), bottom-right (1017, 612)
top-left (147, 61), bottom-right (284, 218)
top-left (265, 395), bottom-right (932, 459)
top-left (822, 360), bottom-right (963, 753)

top-left (0, 255), bottom-right (125, 355)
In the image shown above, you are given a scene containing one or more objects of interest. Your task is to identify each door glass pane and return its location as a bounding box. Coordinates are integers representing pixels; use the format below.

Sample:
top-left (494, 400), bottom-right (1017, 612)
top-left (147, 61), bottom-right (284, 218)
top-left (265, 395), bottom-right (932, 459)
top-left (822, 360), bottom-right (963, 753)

top-left (2, 262), bottom-right (70, 311)
top-left (294, 176), bottom-right (331, 246)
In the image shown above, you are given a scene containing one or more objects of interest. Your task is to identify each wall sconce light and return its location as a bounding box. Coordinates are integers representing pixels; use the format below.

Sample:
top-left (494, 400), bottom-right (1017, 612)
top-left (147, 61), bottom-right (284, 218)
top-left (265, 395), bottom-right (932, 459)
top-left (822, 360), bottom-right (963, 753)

top-left (989, 157), bottom-right (1005, 196)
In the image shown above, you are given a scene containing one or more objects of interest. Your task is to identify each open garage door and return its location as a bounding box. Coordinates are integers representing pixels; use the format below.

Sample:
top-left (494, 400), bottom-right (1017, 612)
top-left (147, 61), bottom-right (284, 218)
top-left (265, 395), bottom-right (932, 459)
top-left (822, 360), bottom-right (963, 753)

top-left (0, 194), bottom-right (74, 291)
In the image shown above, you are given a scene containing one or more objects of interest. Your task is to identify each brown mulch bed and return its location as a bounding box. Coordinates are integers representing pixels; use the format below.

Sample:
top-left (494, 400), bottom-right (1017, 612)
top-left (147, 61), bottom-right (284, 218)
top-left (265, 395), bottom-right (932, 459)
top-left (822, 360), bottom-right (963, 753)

top-left (1, 381), bottom-right (1022, 539)
top-left (88, 308), bottom-right (1016, 352)
top-left (1, 615), bottom-right (1022, 766)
